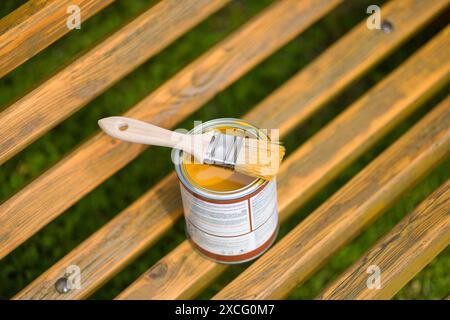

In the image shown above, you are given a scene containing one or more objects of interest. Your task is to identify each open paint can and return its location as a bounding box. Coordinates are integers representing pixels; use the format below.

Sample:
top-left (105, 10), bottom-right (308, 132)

top-left (173, 118), bottom-right (279, 264)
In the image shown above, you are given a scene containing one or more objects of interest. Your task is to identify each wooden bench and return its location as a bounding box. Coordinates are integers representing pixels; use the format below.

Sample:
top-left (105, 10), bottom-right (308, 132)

top-left (0, 0), bottom-right (449, 300)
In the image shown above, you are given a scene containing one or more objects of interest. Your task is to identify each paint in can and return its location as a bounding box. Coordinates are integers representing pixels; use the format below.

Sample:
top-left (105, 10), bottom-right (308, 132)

top-left (172, 118), bottom-right (279, 264)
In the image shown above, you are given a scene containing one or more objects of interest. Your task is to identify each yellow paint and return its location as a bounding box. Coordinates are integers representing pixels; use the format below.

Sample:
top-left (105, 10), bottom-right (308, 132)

top-left (184, 163), bottom-right (255, 191)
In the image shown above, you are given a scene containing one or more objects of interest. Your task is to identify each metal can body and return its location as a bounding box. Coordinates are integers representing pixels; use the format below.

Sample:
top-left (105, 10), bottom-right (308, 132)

top-left (173, 118), bottom-right (279, 264)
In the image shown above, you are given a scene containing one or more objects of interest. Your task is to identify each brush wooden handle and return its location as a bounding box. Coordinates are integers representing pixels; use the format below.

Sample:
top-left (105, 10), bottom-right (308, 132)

top-left (98, 116), bottom-right (187, 148)
top-left (98, 116), bottom-right (214, 162)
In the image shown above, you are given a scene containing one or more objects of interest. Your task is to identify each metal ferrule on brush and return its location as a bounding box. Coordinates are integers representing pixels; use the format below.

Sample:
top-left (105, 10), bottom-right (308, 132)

top-left (203, 131), bottom-right (244, 169)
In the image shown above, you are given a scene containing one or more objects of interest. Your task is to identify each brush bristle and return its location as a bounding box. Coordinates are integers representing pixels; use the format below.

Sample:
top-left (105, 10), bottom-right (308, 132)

top-left (235, 138), bottom-right (285, 180)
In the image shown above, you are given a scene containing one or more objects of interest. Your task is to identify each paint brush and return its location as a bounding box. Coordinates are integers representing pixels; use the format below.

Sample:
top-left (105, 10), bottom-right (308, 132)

top-left (98, 116), bottom-right (285, 180)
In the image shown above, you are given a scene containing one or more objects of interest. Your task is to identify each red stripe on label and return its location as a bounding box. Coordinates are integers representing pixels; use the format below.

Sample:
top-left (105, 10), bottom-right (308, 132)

top-left (189, 229), bottom-right (278, 263)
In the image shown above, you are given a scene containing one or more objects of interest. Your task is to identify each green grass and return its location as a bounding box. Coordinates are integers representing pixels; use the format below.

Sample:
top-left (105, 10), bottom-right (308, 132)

top-left (0, 0), bottom-right (448, 299)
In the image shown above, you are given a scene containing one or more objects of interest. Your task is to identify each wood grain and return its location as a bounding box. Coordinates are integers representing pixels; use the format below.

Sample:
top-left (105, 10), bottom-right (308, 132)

top-left (16, 5), bottom-right (450, 299)
top-left (317, 179), bottom-right (450, 300)
top-left (14, 173), bottom-right (183, 299)
top-left (214, 97), bottom-right (450, 299)
top-left (4, 0), bottom-right (442, 263)
top-left (117, 28), bottom-right (450, 299)
top-left (0, 0), bottom-right (229, 165)
top-left (0, 0), bottom-right (113, 78)
top-left (246, 0), bottom-right (450, 136)
top-left (117, 241), bottom-right (227, 300)
top-left (11, 0), bottom-right (341, 299)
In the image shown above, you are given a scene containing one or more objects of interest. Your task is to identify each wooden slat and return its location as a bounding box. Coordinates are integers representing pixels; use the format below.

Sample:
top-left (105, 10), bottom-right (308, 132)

top-left (11, 0), bottom-right (341, 299)
top-left (214, 98), bottom-right (450, 299)
top-left (116, 27), bottom-right (450, 299)
top-left (0, 0), bottom-right (229, 165)
top-left (317, 180), bottom-right (450, 300)
top-left (0, 0), bottom-right (113, 78)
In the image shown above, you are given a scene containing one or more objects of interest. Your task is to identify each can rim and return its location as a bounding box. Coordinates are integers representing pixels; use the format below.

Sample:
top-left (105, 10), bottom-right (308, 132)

top-left (172, 118), bottom-right (269, 201)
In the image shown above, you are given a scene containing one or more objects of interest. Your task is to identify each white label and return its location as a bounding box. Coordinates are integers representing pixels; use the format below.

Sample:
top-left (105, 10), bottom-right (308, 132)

top-left (250, 178), bottom-right (277, 229)
top-left (180, 179), bottom-right (278, 258)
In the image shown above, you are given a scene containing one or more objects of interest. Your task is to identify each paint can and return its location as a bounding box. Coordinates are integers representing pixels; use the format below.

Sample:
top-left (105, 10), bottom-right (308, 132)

top-left (173, 118), bottom-right (279, 264)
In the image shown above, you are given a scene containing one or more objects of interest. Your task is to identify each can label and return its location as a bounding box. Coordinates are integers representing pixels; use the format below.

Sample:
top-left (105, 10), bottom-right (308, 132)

top-left (180, 179), bottom-right (278, 262)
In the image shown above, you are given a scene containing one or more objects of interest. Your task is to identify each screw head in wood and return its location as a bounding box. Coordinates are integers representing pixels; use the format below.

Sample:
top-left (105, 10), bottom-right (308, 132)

top-left (381, 20), bottom-right (394, 34)
top-left (55, 277), bottom-right (70, 294)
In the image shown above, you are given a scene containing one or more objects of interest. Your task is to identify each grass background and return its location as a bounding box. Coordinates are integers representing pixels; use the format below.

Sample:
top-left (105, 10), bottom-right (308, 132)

top-left (0, 0), bottom-right (448, 299)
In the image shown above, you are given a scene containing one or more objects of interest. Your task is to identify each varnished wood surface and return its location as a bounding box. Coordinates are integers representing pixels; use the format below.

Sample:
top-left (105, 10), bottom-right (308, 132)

top-left (11, 0), bottom-right (341, 299)
top-left (0, 0), bottom-right (229, 165)
top-left (318, 179), bottom-right (450, 300)
top-left (1, 1), bottom-right (338, 261)
top-left (117, 26), bottom-right (450, 299)
top-left (117, 241), bottom-right (227, 300)
top-left (10, 0), bottom-right (450, 300)
top-left (14, 173), bottom-right (183, 299)
top-left (118, 25), bottom-right (450, 299)
top-left (0, 0), bottom-right (113, 78)
top-left (214, 97), bottom-right (450, 299)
